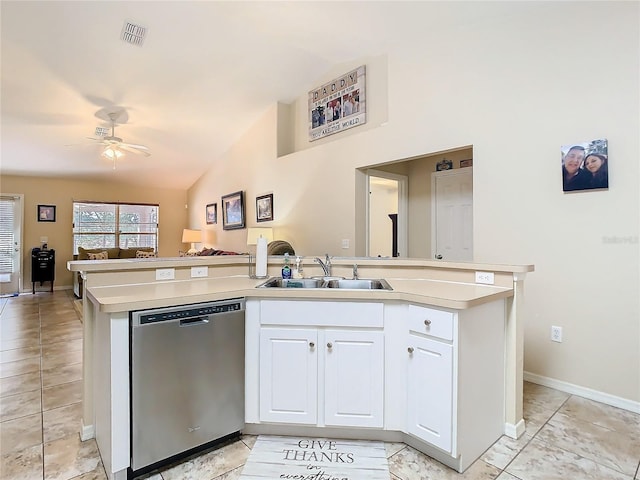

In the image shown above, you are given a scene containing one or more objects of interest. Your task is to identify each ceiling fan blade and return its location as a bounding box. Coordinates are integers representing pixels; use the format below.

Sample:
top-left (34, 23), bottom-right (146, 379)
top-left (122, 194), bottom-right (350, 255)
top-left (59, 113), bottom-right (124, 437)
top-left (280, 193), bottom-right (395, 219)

top-left (119, 144), bottom-right (151, 157)
top-left (65, 142), bottom-right (97, 147)
top-left (120, 142), bottom-right (149, 150)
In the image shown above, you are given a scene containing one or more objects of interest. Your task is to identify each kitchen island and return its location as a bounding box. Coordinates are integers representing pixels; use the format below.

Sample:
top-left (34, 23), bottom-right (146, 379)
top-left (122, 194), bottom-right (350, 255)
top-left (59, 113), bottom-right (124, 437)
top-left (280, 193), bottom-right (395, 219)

top-left (68, 256), bottom-right (533, 479)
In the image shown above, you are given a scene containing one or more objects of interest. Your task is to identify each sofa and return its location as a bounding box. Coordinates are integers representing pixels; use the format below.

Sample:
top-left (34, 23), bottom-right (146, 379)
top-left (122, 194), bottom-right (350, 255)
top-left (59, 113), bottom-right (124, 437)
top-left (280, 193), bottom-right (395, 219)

top-left (73, 247), bottom-right (156, 297)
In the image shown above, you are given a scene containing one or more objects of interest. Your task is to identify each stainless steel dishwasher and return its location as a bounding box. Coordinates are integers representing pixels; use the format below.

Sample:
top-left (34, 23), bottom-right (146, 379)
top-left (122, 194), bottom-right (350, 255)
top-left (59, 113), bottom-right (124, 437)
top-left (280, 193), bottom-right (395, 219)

top-left (129, 298), bottom-right (245, 476)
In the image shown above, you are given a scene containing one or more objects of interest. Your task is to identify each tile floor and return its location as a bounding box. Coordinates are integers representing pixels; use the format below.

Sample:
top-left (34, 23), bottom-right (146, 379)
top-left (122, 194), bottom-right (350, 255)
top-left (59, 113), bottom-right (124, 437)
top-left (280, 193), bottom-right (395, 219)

top-left (1, 291), bottom-right (639, 480)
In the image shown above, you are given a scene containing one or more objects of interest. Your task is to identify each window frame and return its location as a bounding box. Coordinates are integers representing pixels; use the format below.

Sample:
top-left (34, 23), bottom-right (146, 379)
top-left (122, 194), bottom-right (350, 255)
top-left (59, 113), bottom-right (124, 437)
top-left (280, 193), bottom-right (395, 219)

top-left (72, 201), bottom-right (159, 254)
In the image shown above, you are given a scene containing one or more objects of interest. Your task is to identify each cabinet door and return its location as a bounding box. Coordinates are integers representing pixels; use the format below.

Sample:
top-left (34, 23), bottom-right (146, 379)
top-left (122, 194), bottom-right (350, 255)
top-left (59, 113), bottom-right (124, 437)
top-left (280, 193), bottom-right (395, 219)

top-left (406, 334), bottom-right (453, 452)
top-left (259, 328), bottom-right (317, 424)
top-left (324, 330), bottom-right (384, 428)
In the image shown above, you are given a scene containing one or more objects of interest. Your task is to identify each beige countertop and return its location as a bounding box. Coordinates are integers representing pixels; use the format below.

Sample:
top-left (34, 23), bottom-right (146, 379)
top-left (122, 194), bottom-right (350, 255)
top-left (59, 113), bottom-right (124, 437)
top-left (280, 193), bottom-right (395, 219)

top-left (86, 275), bottom-right (513, 313)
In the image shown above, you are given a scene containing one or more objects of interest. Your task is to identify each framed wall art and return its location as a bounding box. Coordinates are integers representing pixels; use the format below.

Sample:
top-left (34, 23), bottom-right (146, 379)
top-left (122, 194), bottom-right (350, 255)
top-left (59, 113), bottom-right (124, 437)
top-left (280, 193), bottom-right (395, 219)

top-left (436, 159), bottom-right (453, 171)
top-left (206, 203), bottom-right (217, 224)
top-left (221, 191), bottom-right (245, 230)
top-left (256, 193), bottom-right (273, 222)
top-left (561, 138), bottom-right (608, 192)
top-left (38, 204), bottom-right (56, 222)
top-left (308, 65), bottom-right (366, 142)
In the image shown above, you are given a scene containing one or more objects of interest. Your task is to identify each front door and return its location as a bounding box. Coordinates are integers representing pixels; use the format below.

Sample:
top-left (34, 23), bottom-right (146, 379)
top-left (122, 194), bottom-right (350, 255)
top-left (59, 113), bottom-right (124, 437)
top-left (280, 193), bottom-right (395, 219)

top-left (0, 194), bottom-right (23, 296)
top-left (431, 169), bottom-right (473, 262)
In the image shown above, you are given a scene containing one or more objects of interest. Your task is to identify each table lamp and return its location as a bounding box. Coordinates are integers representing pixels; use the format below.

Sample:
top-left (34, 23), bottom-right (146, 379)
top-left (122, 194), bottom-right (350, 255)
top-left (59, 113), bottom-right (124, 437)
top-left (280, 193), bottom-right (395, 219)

top-left (182, 229), bottom-right (202, 254)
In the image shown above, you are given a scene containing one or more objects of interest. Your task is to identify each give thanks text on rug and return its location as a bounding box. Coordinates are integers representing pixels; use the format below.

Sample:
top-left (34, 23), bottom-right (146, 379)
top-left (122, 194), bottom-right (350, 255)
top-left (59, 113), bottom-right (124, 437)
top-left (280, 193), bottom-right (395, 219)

top-left (239, 435), bottom-right (389, 480)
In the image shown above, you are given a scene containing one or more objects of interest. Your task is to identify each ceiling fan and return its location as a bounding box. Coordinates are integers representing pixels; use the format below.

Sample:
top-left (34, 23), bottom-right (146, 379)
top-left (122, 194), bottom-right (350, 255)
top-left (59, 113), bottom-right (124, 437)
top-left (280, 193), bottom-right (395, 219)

top-left (87, 110), bottom-right (151, 167)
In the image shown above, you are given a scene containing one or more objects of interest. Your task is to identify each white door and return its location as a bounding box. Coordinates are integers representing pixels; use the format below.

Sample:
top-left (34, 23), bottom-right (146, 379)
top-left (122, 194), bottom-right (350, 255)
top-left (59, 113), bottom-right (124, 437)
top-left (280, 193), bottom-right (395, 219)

top-left (0, 195), bottom-right (23, 296)
top-left (407, 334), bottom-right (453, 452)
top-left (259, 328), bottom-right (318, 424)
top-left (431, 169), bottom-right (473, 261)
top-left (324, 329), bottom-right (384, 428)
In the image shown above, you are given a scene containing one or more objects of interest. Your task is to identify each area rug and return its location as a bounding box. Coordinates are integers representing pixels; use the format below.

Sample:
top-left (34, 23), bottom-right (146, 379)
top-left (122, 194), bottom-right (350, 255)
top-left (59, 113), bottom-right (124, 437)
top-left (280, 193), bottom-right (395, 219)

top-left (239, 435), bottom-right (389, 480)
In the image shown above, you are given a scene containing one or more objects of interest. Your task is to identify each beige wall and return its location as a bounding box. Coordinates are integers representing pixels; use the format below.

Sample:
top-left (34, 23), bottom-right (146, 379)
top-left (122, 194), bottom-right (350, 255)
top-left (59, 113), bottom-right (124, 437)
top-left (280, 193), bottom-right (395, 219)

top-left (1, 175), bottom-right (188, 290)
top-left (188, 2), bottom-right (640, 403)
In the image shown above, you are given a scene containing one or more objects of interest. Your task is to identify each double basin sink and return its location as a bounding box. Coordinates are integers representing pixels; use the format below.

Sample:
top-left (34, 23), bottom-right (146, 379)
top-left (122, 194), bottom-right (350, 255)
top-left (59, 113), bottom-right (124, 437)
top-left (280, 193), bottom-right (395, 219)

top-left (257, 277), bottom-right (393, 291)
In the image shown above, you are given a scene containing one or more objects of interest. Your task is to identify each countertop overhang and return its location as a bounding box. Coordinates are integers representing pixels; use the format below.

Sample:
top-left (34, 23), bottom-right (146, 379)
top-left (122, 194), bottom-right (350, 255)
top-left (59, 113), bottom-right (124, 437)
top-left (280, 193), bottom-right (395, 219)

top-left (85, 275), bottom-right (514, 313)
top-left (71, 256), bottom-right (532, 313)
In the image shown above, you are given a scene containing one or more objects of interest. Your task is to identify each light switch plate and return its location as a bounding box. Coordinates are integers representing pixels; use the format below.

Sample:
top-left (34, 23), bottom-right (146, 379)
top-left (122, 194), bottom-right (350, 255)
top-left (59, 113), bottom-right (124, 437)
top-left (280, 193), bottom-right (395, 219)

top-left (341, 239), bottom-right (350, 249)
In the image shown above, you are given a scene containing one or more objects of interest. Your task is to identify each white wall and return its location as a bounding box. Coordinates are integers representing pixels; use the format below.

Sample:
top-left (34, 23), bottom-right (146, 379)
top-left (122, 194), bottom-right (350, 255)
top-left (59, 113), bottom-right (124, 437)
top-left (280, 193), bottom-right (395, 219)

top-left (188, 2), bottom-right (639, 403)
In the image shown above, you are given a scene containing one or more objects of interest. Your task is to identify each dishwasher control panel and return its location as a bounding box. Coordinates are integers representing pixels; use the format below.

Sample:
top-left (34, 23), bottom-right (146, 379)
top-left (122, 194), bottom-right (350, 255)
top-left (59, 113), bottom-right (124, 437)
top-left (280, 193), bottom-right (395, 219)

top-left (133, 299), bottom-right (244, 325)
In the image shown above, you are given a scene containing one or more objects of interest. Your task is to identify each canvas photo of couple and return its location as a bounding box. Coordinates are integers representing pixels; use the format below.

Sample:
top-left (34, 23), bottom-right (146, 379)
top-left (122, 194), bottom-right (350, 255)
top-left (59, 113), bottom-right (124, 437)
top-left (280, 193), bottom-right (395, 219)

top-left (561, 138), bottom-right (608, 192)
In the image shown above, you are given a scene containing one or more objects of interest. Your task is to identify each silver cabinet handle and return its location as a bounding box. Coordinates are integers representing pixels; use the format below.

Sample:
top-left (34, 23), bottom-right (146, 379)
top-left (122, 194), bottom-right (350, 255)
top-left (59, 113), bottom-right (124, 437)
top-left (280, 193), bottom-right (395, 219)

top-left (407, 347), bottom-right (414, 354)
top-left (309, 342), bottom-right (315, 348)
top-left (327, 342), bottom-right (333, 349)
top-left (424, 319), bottom-right (432, 326)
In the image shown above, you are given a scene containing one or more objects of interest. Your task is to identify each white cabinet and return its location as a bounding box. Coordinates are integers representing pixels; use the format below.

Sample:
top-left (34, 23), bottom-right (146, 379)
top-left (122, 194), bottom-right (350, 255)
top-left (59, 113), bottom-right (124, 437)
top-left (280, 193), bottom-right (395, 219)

top-left (259, 328), bottom-right (318, 424)
top-left (246, 297), bottom-right (507, 474)
top-left (257, 301), bottom-right (384, 428)
top-left (406, 334), bottom-right (453, 452)
top-left (403, 301), bottom-right (506, 471)
top-left (405, 304), bottom-right (455, 452)
top-left (324, 329), bottom-right (384, 427)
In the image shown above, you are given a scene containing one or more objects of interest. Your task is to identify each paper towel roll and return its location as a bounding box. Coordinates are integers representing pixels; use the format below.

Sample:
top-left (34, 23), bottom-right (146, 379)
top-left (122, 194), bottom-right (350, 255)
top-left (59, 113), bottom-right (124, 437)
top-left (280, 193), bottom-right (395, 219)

top-left (256, 236), bottom-right (268, 277)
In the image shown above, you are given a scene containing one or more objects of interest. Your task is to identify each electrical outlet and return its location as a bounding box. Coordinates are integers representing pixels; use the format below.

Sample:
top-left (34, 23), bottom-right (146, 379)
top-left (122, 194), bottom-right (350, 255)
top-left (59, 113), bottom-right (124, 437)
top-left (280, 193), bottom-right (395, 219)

top-left (191, 266), bottom-right (208, 278)
top-left (475, 271), bottom-right (495, 285)
top-left (341, 239), bottom-right (350, 249)
top-left (155, 268), bottom-right (175, 281)
top-left (40, 236), bottom-right (48, 243)
top-left (551, 326), bottom-right (563, 343)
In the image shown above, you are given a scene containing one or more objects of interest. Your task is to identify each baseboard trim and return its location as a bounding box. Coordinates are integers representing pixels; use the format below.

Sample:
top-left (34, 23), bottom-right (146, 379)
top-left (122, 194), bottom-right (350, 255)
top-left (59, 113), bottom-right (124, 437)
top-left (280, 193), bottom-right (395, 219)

top-left (504, 419), bottom-right (526, 439)
top-left (80, 420), bottom-right (95, 441)
top-left (524, 371), bottom-right (640, 414)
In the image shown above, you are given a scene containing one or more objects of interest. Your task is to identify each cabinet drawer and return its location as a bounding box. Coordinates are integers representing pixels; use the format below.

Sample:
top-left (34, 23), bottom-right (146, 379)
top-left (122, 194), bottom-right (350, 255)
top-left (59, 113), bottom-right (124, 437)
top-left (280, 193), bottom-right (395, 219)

top-left (407, 304), bottom-right (454, 341)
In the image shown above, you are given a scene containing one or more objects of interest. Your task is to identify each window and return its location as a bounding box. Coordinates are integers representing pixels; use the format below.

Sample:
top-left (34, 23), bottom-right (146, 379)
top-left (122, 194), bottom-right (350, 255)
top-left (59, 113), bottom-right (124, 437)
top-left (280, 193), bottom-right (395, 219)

top-left (73, 202), bottom-right (158, 254)
top-left (0, 196), bottom-right (18, 274)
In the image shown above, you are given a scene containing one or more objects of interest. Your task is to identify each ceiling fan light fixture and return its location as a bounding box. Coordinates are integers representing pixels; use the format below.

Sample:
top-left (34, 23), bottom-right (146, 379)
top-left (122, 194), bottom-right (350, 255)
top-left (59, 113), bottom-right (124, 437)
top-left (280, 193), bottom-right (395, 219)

top-left (102, 146), bottom-right (124, 160)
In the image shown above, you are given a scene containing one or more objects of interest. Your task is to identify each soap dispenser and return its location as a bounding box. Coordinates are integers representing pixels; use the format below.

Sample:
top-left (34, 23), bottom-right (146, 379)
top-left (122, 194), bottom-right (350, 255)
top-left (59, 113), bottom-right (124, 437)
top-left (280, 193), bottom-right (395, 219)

top-left (282, 253), bottom-right (292, 279)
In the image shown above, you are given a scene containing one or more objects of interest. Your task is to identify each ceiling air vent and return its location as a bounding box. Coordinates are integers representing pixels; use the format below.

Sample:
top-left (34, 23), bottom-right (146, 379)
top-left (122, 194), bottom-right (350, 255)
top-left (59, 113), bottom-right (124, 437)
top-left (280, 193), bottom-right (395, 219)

top-left (121, 21), bottom-right (147, 46)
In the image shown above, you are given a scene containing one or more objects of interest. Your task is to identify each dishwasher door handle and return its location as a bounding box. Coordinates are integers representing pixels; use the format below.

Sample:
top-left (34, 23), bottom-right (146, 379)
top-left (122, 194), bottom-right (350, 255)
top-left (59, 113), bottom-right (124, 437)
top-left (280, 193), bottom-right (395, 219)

top-left (179, 317), bottom-right (210, 327)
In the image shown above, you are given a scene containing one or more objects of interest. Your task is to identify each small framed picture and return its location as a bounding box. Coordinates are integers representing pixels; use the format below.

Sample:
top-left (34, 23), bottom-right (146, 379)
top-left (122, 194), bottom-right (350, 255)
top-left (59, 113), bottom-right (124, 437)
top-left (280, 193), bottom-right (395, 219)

top-left (436, 159), bottom-right (453, 171)
top-left (256, 193), bottom-right (274, 222)
top-left (221, 191), bottom-right (245, 230)
top-left (460, 159), bottom-right (473, 168)
top-left (206, 203), bottom-right (217, 224)
top-left (38, 205), bottom-right (56, 222)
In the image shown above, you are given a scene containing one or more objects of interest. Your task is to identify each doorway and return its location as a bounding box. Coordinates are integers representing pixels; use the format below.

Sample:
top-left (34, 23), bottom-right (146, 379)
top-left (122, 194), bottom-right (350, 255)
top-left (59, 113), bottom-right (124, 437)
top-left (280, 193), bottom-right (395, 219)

top-left (367, 170), bottom-right (408, 257)
top-left (431, 168), bottom-right (473, 262)
top-left (0, 194), bottom-right (24, 296)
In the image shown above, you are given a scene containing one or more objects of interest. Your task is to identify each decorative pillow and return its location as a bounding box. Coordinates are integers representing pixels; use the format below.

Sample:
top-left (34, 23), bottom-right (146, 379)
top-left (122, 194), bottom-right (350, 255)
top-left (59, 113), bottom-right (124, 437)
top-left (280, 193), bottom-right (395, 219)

top-left (87, 251), bottom-right (108, 260)
top-left (135, 250), bottom-right (157, 258)
top-left (179, 250), bottom-right (199, 257)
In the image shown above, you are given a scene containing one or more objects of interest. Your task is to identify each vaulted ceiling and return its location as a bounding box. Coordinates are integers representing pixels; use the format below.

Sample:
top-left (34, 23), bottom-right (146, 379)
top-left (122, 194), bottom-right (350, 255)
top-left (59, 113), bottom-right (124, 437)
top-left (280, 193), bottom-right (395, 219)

top-left (1, 1), bottom-right (408, 189)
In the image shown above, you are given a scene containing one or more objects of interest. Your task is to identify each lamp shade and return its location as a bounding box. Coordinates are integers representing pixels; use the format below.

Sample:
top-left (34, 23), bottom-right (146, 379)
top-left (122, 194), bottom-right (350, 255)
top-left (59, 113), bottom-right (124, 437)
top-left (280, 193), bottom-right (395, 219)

top-left (182, 229), bottom-right (202, 244)
top-left (246, 227), bottom-right (273, 245)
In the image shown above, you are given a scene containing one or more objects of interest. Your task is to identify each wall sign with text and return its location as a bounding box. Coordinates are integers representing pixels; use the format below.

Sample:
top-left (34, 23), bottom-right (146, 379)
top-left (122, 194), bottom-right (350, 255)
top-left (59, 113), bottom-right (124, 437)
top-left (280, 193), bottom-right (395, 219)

top-left (308, 65), bottom-right (366, 142)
